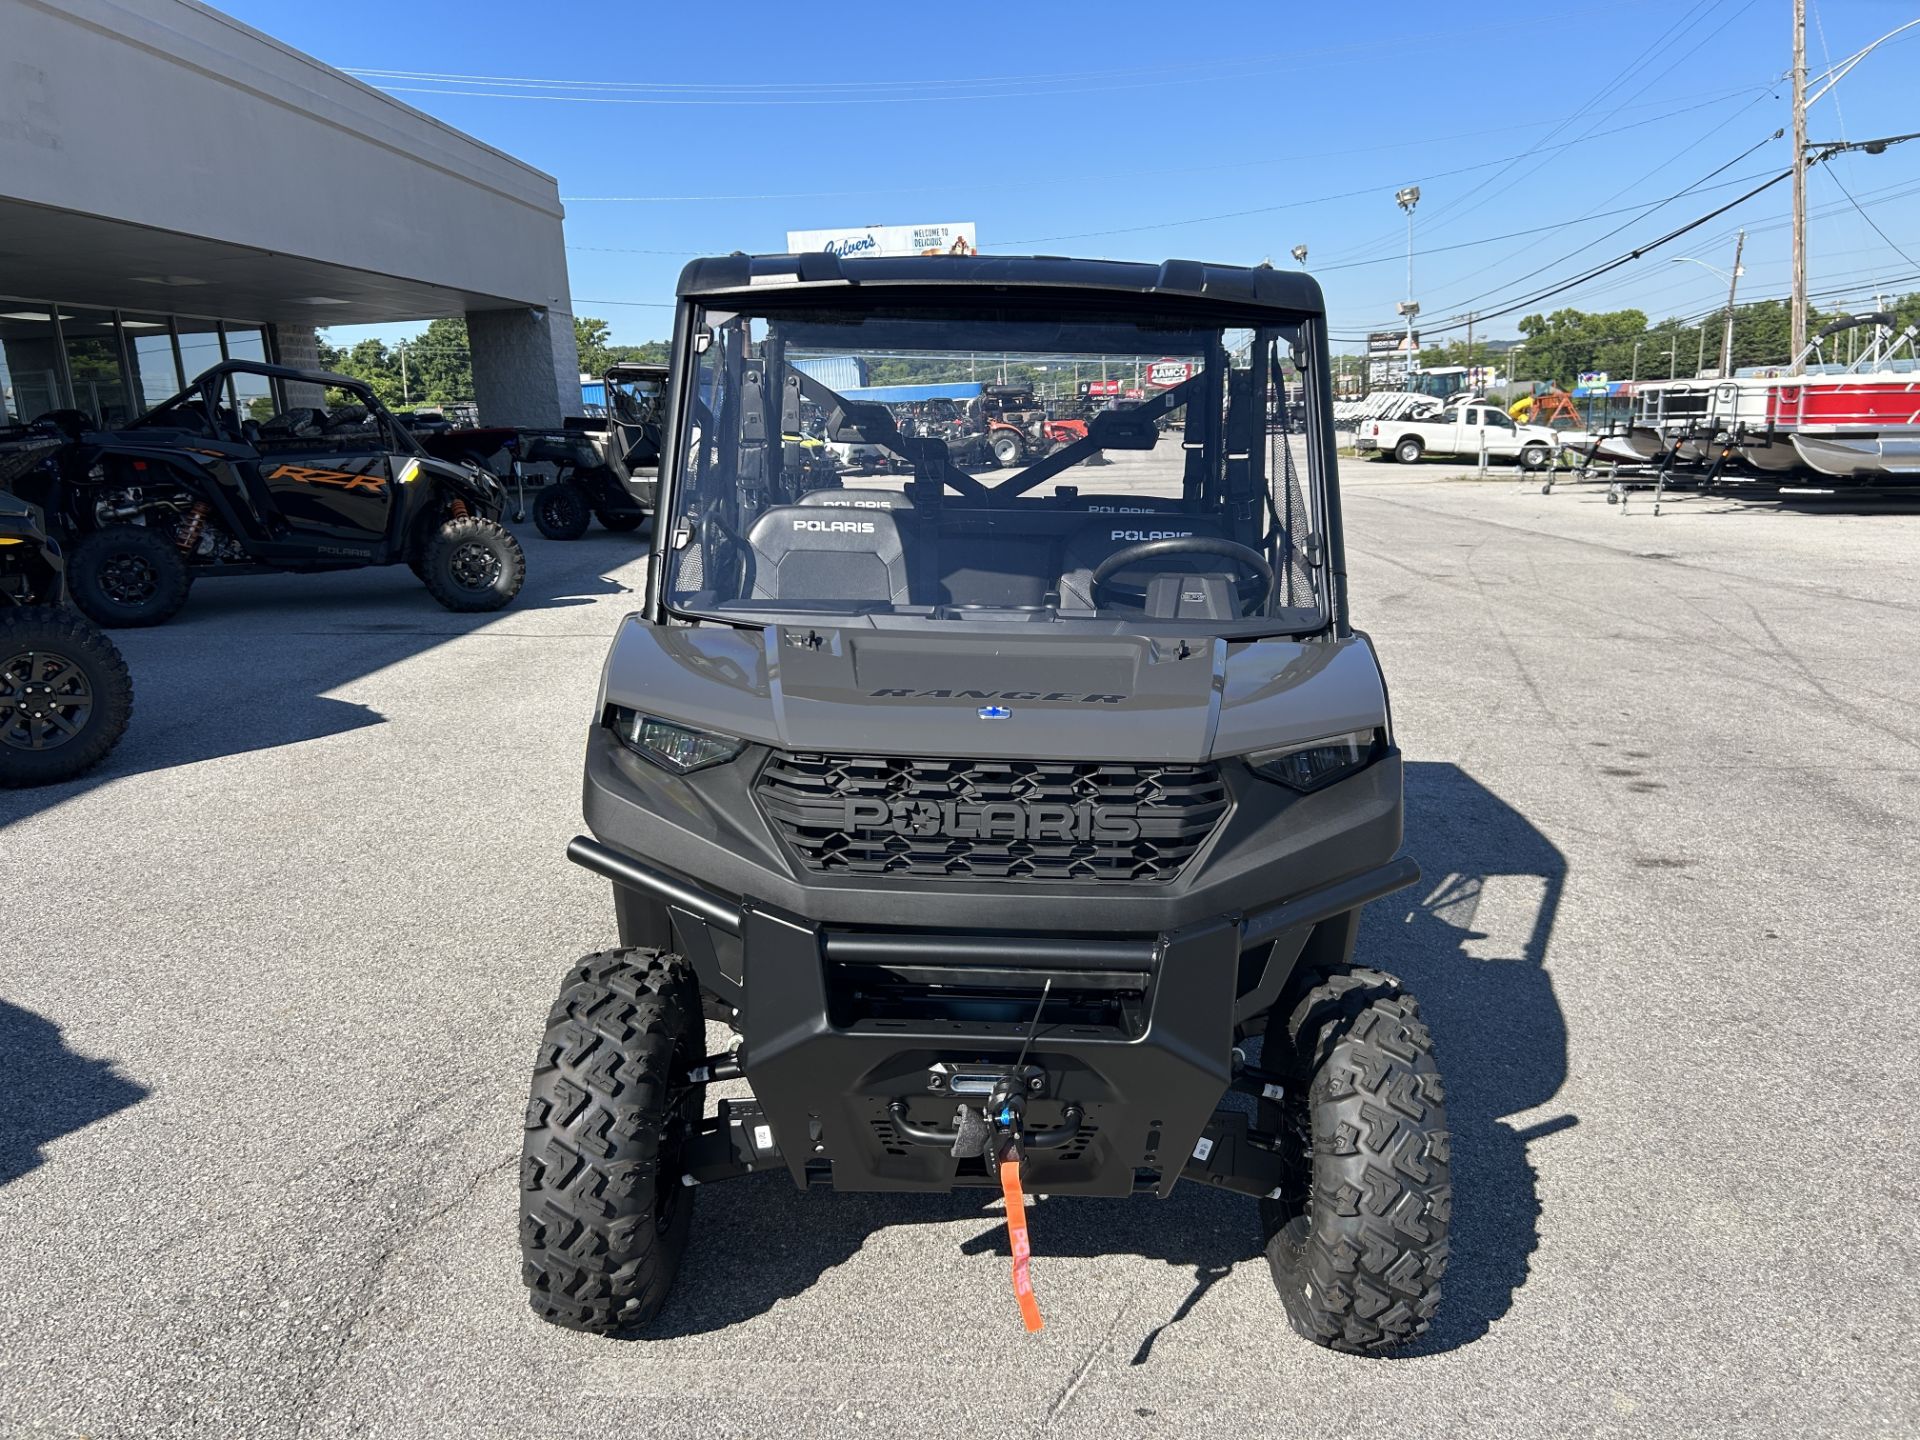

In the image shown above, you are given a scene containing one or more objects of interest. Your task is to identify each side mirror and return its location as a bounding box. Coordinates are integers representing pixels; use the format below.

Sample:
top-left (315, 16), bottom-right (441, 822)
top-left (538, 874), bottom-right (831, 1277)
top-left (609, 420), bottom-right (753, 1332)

top-left (824, 401), bottom-right (899, 444)
top-left (1085, 406), bottom-right (1159, 451)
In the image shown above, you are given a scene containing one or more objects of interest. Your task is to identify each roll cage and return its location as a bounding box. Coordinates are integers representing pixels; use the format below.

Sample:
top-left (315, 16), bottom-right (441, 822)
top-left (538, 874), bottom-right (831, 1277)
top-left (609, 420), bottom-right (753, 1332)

top-left (647, 256), bottom-right (1350, 635)
top-left (134, 360), bottom-right (425, 456)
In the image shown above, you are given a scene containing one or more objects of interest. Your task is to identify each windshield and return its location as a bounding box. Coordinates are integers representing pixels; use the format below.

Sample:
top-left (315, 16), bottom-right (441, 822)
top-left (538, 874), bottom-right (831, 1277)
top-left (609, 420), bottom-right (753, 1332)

top-left (662, 299), bottom-right (1326, 636)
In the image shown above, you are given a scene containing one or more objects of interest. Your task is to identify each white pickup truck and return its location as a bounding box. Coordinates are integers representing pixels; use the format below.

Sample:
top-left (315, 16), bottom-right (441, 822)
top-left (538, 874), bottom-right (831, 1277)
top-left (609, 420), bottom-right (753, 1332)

top-left (1355, 401), bottom-right (1559, 470)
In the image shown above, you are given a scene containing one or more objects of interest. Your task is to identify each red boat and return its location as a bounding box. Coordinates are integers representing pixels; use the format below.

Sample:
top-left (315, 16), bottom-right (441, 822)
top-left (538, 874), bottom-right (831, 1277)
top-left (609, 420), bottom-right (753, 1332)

top-left (1713, 315), bottom-right (1920, 481)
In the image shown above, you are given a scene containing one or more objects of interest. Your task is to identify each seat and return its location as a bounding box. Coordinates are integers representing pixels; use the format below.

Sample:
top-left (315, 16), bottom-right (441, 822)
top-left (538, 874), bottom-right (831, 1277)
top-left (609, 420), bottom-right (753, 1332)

top-left (745, 505), bottom-right (912, 605)
top-left (797, 487), bottom-right (914, 510)
top-left (1057, 514), bottom-right (1226, 610)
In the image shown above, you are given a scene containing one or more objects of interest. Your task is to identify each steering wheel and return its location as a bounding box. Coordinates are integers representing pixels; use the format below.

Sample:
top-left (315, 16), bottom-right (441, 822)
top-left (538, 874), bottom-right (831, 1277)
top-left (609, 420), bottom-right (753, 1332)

top-left (1089, 536), bottom-right (1276, 615)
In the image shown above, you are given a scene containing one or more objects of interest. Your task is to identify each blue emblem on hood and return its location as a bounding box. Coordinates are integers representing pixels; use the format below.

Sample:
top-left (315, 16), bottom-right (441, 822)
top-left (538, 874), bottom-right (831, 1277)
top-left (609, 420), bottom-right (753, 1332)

top-left (977, 704), bottom-right (1012, 720)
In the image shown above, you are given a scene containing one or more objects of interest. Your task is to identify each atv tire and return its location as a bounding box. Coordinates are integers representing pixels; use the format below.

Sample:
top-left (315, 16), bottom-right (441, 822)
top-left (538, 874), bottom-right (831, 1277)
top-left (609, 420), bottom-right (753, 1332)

top-left (421, 515), bottom-right (525, 612)
top-left (533, 480), bottom-right (592, 541)
top-left (1259, 965), bottom-right (1450, 1353)
top-left (991, 430), bottom-right (1025, 468)
top-left (0, 606), bottom-right (133, 787)
top-left (67, 525), bottom-right (192, 628)
top-left (595, 510), bottom-right (647, 534)
top-left (521, 949), bottom-right (702, 1334)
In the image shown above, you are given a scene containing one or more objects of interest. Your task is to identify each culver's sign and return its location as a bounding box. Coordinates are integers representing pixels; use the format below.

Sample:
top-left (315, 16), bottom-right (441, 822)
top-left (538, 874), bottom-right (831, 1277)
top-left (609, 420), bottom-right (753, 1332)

top-left (787, 222), bottom-right (979, 259)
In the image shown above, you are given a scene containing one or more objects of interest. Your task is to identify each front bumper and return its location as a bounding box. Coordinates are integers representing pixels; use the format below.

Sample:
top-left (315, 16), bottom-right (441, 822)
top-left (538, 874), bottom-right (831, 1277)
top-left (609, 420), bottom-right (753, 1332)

top-left (569, 834), bottom-right (1418, 1196)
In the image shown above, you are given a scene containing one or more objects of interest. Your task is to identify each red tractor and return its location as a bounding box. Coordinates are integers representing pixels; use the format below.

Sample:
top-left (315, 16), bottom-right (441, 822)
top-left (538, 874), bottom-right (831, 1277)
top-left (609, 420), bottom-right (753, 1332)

top-left (981, 384), bottom-right (1088, 467)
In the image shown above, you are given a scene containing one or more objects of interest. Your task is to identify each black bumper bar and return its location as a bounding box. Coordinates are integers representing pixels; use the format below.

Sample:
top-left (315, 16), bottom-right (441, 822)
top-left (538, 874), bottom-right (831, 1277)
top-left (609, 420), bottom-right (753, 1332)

top-left (566, 834), bottom-right (1418, 958)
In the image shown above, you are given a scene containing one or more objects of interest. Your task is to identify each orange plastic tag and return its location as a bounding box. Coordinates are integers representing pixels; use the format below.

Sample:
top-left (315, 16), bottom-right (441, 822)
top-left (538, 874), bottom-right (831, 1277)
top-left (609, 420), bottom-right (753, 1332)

top-left (998, 1157), bottom-right (1044, 1333)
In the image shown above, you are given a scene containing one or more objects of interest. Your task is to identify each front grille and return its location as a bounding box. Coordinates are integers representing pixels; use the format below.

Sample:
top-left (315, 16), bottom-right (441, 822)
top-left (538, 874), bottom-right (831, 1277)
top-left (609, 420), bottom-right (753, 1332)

top-left (756, 752), bottom-right (1229, 883)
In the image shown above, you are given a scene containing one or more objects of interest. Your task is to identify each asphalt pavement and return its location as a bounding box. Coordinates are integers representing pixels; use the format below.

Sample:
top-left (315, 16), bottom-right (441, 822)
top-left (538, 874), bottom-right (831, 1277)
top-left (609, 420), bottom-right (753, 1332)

top-left (3, 470), bottom-right (1917, 1439)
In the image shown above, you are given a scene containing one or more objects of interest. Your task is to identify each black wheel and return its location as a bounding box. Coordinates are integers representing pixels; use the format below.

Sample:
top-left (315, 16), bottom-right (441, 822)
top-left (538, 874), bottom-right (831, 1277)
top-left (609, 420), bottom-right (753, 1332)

top-left (521, 949), bottom-right (703, 1334)
top-left (595, 510), bottom-right (647, 534)
top-left (533, 480), bottom-right (592, 541)
top-left (1520, 443), bottom-right (1551, 471)
top-left (1260, 965), bottom-right (1450, 1353)
top-left (421, 515), bottom-right (525, 613)
top-left (0, 606), bottom-right (133, 787)
top-left (67, 525), bottom-right (191, 628)
top-left (991, 430), bottom-right (1024, 467)
top-left (1394, 436), bottom-right (1424, 465)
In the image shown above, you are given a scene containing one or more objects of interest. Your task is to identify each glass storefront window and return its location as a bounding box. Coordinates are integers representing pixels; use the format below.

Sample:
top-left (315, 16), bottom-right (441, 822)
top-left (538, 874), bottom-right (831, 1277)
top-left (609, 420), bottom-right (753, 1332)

top-left (61, 308), bottom-right (135, 426)
top-left (0, 304), bottom-right (277, 426)
top-left (222, 327), bottom-right (275, 421)
top-left (126, 314), bottom-right (183, 411)
top-left (175, 316), bottom-right (224, 386)
top-left (0, 306), bottom-right (65, 425)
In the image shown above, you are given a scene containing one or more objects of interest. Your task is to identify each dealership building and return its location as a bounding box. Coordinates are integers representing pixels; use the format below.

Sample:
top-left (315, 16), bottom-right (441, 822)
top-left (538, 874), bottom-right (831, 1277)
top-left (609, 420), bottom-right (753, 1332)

top-left (0, 0), bottom-right (580, 428)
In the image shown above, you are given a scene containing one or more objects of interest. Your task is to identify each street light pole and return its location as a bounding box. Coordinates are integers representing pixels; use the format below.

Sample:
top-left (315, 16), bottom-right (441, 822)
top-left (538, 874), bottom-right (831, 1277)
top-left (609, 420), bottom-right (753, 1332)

top-left (1632, 339), bottom-right (1642, 382)
top-left (1669, 238), bottom-right (1747, 376)
top-left (1722, 229), bottom-right (1745, 375)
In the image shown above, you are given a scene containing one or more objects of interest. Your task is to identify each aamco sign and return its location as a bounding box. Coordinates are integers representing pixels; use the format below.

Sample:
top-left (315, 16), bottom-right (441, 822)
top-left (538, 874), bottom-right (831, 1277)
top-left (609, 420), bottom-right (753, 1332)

top-left (1145, 359), bottom-right (1194, 388)
top-left (786, 222), bottom-right (978, 258)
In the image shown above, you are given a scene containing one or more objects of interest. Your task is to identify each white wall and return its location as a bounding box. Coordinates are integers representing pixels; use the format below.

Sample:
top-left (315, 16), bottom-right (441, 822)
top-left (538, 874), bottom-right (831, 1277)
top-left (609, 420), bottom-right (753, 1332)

top-left (0, 0), bottom-right (571, 311)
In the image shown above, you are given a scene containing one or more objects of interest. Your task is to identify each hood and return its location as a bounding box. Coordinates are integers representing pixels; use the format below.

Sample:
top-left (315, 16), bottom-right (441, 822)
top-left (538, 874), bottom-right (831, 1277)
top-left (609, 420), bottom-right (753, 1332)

top-left (601, 622), bottom-right (1388, 763)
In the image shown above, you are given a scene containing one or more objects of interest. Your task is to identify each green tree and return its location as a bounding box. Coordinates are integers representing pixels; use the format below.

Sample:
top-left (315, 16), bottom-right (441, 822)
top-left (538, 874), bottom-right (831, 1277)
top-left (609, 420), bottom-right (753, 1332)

top-left (575, 316), bottom-right (615, 375)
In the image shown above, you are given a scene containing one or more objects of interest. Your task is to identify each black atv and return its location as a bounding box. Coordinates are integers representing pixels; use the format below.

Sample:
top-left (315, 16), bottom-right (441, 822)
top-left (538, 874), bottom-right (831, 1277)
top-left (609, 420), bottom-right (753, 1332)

top-left (520, 254), bottom-right (1450, 1352)
top-left (0, 438), bottom-right (132, 786)
top-left (528, 362), bottom-right (665, 541)
top-left (21, 361), bottom-right (525, 628)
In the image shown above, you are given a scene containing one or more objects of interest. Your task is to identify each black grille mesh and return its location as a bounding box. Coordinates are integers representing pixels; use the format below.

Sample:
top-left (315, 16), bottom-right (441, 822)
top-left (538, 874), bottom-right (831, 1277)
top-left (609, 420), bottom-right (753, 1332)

top-left (757, 752), bottom-right (1228, 883)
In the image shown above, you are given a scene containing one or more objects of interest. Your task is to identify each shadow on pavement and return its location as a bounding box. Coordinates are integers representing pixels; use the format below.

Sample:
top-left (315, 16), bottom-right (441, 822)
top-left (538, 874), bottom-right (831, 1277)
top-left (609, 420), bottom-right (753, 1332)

top-left (0, 1000), bottom-right (149, 1186)
top-left (0, 525), bottom-right (639, 831)
top-left (647, 761), bottom-right (1570, 1356)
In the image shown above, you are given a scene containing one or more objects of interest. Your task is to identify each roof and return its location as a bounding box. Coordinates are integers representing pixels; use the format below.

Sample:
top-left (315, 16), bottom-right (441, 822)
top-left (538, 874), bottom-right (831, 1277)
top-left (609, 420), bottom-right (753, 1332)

top-left (674, 253), bottom-right (1326, 317)
top-left (844, 382), bottom-right (984, 403)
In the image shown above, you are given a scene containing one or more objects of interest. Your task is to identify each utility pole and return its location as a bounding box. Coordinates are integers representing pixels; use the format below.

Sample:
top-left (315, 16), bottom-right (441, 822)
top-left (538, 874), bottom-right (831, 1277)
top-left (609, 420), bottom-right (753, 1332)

top-left (1791, 0), bottom-right (1809, 370)
top-left (399, 340), bottom-right (409, 404)
top-left (1397, 186), bottom-right (1421, 390)
top-left (1466, 311), bottom-right (1475, 386)
top-left (1632, 339), bottom-right (1642, 382)
top-left (1721, 229), bottom-right (1745, 376)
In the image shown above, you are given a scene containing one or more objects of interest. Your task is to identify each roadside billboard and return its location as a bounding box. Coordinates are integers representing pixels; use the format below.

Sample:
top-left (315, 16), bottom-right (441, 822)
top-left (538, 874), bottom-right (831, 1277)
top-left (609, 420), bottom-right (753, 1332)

top-left (1082, 379), bottom-right (1123, 398)
top-left (786, 222), bottom-right (978, 258)
top-left (1144, 359), bottom-right (1194, 388)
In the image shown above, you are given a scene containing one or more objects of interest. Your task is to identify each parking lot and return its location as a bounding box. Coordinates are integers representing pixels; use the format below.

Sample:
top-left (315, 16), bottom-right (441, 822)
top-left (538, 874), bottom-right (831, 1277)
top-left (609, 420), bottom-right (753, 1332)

top-left (3, 469), bottom-right (1917, 1439)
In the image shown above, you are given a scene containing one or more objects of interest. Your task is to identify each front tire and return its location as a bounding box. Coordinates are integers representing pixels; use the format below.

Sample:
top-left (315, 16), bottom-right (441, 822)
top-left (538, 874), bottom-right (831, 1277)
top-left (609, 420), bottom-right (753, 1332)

top-left (421, 515), bottom-right (525, 612)
top-left (1520, 443), bottom-right (1551, 471)
top-left (0, 607), bottom-right (133, 787)
top-left (521, 949), bottom-right (702, 1334)
top-left (1394, 437), bottom-right (1424, 465)
top-left (533, 480), bottom-right (592, 541)
top-left (991, 430), bottom-right (1024, 467)
top-left (1260, 965), bottom-right (1450, 1353)
top-left (67, 525), bottom-right (191, 628)
top-left (595, 510), bottom-right (647, 534)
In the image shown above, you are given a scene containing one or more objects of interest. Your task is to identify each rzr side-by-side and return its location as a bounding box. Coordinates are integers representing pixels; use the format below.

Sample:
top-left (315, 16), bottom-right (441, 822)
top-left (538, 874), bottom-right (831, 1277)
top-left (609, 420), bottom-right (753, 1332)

top-left (18, 361), bottom-right (525, 627)
top-left (519, 254), bottom-right (1450, 1353)
top-left (0, 436), bottom-right (132, 786)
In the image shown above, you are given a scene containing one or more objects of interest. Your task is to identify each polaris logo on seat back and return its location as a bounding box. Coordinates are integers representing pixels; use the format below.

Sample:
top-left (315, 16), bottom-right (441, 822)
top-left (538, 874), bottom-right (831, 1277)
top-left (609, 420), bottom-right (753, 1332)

top-left (842, 797), bottom-right (1141, 843)
top-left (793, 518), bottom-right (875, 534)
top-left (1111, 528), bottom-right (1195, 542)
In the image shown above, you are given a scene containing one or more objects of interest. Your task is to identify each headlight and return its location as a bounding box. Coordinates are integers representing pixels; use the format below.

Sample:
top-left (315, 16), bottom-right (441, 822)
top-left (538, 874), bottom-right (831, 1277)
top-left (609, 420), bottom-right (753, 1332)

top-left (607, 706), bottom-right (744, 773)
top-left (1245, 728), bottom-right (1382, 792)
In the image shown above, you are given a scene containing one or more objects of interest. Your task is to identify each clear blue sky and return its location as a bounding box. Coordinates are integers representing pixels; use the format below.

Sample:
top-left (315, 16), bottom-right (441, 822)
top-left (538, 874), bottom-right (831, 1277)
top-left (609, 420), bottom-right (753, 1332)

top-left (221, 0), bottom-right (1920, 351)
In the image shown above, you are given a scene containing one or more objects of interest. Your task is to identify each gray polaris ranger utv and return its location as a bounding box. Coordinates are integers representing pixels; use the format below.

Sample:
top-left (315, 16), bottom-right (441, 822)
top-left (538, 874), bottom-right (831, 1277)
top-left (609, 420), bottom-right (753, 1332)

top-left (521, 253), bottom-right (1449, 1351)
